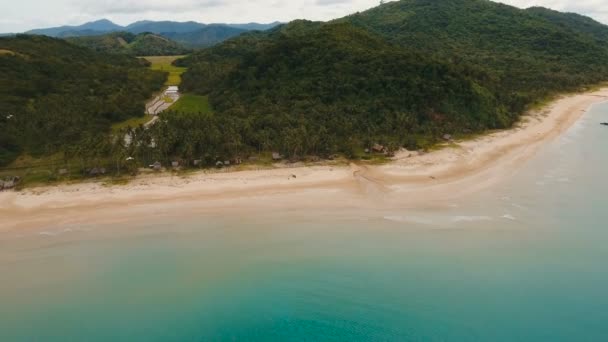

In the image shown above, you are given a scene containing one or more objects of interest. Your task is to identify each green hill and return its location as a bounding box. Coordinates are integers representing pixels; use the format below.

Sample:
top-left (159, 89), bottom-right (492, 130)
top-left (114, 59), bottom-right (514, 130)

top-left (341, 0), bottom-right (608, 106)
top-left (66, 32), bottom-right (190, 56)
top-left (173, 0), bottom-right (608, 160)
top-left (0, 35), bottom-right (166, 166)
top-left (161, 25), bottom-right (248, 48)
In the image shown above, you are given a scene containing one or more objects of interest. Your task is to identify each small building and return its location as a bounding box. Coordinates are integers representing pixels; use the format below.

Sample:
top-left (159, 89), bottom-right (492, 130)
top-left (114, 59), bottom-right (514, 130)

top-left (151, 161), bottom-right (162, 171)
top-left (58, 169), bottom-right (68, 176)
top-left (171, 161), bottom-right (180, 168)
top-left (193, 160), bottom-right (202, 166)
top-left (89, 168), bottom-right (100, 176)
top-left (443, 134), bottom-right (453, 141)
top-left (165, 86), bottom-right (179, 95)
top-left (272, 152), bottom-right (282, 161)
top-left (215, 161), bottom-right (224, 168)
top-left (223, 160), bottom-right (231, 166)
top-left (2, 180), bottom-right (14, 190)
top-left (372, 144), bottom-right (385, 153)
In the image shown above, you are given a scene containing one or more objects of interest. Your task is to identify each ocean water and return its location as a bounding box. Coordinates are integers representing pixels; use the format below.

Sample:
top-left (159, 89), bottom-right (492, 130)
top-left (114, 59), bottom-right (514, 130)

top-left (1, 104), bottom-right (608, 341)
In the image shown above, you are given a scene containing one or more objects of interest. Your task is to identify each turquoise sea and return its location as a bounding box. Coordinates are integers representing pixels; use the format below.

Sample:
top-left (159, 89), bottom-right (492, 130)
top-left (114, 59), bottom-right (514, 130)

top-left (1, 103), bottom-right (607, 341)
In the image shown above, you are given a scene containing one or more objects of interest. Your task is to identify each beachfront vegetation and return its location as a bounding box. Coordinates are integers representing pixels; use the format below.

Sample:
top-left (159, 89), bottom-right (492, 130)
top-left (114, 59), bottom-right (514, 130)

top-left (3, 0), bottom-right (608, 187)
top-left (0, 35), bottom-right (166, 167)
top-left (172, 0), bottom-right (608, 160)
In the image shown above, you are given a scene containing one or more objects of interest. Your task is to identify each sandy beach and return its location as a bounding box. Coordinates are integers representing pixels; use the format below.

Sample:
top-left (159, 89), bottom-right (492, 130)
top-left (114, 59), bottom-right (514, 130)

top-left (2, 87), bottom-right (608, 231)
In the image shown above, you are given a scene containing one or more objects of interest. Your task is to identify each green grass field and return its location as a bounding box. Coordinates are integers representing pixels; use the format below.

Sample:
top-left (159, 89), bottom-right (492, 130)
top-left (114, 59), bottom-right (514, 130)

top-left (171, 94), bottom-right (213, 114)
top-left (142, 56), bottom-right (187, 86)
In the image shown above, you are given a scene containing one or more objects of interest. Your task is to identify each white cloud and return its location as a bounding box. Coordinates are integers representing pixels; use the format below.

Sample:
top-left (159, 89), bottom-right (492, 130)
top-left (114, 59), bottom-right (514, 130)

top-left (498, 0), bottom-right (608, 23)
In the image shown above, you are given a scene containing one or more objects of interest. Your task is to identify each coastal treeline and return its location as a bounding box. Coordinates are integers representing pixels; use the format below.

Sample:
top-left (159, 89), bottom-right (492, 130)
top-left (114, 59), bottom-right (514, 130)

top-left (170, 0), bottom-right (608, 161)
top-left (0, 35), bottom-right (166, 166)
top-left (3, 0), bottom-right (608, 183)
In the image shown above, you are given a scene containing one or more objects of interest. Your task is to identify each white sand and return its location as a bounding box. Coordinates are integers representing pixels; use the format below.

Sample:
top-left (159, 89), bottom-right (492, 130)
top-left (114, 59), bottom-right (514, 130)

top-left (2, 87), bottom-right (607, 231)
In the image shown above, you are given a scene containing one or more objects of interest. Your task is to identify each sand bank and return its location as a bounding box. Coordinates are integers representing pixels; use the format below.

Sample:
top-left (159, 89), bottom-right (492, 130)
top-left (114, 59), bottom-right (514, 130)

top-left (1, 88), bottom-right (607, 231)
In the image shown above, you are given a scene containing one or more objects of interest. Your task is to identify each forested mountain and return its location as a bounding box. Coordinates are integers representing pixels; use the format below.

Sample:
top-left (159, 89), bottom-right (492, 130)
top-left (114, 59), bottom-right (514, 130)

top-left (526, 7), bottom-right (608, 44)
top-left (26, 19), bottom-right (123, 37)
top-left (125, 21), bottom-right (206, 34)
top-left (0, 35), bottom-right (166, 166)
top-left (226, 22), bottom-right (283, 31)
top-left (22, 19), bottom-right (281, 38)
top-left (340, 0), bottom-right (608, 107)
top-left (4, 0), bottom-right (608, 179)
top-left (66, 32), bottom-right (190, 56)
top-left (173, 0), bottom-right (608, 160)
top-left (161, 25), bottom-right (248, 48)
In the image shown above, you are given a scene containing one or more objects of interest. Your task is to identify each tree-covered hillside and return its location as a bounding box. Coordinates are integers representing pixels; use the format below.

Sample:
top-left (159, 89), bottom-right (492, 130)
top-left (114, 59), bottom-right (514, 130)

top-left (66, 32), bottom-right (190, 56)
top-left (341, 0), bottom-right (608, 106)
top-left (0, 35), bottom-right (166, 166)
top-left (176, 22), bottom-right (504, 158)
top-left (161, 25), bottom-right (248, 48)
top-left (174, 0), bottom-right (608, 161)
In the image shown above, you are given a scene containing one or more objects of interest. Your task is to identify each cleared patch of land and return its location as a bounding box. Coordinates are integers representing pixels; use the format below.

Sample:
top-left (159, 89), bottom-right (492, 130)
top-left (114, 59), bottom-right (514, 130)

top-left (170, 94), bottom-right (212, 114)
top-left (142, 56), bottom-right (187, 86)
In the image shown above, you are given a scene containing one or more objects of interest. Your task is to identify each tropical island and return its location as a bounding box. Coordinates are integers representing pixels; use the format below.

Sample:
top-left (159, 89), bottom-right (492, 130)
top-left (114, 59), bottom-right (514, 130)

top-left (2, 0), bottom-right (608, 194)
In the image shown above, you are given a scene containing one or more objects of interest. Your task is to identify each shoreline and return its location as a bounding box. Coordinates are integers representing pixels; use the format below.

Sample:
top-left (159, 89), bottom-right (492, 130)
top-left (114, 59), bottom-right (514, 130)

top-left (2, 87), bottom-right (608, 231)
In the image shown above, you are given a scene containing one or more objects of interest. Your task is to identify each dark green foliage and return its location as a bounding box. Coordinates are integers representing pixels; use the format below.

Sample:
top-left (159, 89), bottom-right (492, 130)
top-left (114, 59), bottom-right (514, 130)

top-left (66, 32), bottom-right (190, 56)
top-left (0, 35), bottom-right (166, 166)
top-left (342, 0), bottom-right (608, 105)
top-left (172, 0), bottom-right (608, 162)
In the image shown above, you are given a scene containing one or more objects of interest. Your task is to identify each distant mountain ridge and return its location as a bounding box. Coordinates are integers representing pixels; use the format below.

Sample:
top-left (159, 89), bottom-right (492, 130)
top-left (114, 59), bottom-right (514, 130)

top-left (65, 32), bottom-right (191, 56)
top-left (23, 19), bottom-right (281, 38)
top-left (26, 19), bottom-right (123, 37)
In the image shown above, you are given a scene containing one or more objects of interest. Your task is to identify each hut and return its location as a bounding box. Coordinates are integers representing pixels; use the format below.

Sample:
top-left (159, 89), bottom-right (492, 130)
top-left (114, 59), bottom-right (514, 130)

top-left (193, 159), bottom-right (202, 166)
top-left (171, 161), bottom-right (180, 168)
top-left (2, 180), bottom-right (13, 190)
top-left (372, 144), bottom-right (385, 153)
top-left (223, 160), bottom-right (231, 166)
top-left (89, 168), bottom-right (100, 176)
top-left (58, 169), bottom-right (68, 176)
top-left (1, 176), bottom-right (20, 190)
top-left (443, 134), bottom-right (453, 141)
top-left (272, 152), bottom-right (282, 161)
top-left (215, 161), bottom-right (224, 168)
top-left (151, 161), bottom-right (162, 171)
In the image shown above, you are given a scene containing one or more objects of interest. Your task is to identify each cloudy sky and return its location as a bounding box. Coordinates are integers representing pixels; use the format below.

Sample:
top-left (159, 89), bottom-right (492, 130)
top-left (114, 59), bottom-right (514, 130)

top-left (1, 0), bottom-right (606, 33)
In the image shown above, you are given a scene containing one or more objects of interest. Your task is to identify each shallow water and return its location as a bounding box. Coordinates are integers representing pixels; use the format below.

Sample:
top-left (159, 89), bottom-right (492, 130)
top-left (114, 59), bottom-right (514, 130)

top-left (1, 104), bottom-right (607, 341)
